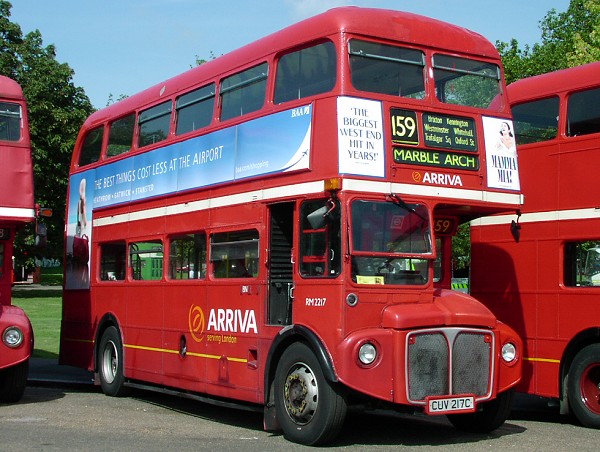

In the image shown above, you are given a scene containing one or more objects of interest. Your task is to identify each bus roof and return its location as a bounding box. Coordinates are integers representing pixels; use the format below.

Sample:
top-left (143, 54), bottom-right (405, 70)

top-left (85, 7), bottom-right (499, 126)
top-left (0, 75), bottom-right (25, 101)
top-left (507, 61), bottom-right (600, 104)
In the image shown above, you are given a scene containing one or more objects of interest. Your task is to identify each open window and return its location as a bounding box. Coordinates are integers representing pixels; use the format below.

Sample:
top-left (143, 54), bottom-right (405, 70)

top-left (129, 241), bottom-right (163, 280)
top-left (299, 199), bottom-right (341, 277)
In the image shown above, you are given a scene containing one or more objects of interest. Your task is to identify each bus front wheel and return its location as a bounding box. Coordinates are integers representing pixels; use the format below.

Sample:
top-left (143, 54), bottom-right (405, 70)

top-left (98, 326), bottom-right (129, 397)
top-left (447, 389), bottom-right (514, 433)
top-left (274, 342), bottom-right (347, 445)
top-left (567, 344), bottom-right (600, 428)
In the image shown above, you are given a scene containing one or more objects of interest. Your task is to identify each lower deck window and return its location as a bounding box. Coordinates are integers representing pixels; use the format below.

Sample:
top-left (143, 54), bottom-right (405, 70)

top-left (169, 233), bottom-right (206, 279)
top-left (130, 241), bottom-right (163, 280)
top-left (210, 230), bottom-right (259, 278)
top-left (100, 242), bottom-right (126, 281)
top-left (565, 240), bottom-right (600, 287)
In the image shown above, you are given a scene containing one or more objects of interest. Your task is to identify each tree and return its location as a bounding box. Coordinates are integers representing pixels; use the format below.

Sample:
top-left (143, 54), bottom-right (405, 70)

top-left (0, 1), bottom-right (94, 270)
top-left (498, 0), bottom-right (600, 83)
top-left (455, 0), bottom-right (600, 276)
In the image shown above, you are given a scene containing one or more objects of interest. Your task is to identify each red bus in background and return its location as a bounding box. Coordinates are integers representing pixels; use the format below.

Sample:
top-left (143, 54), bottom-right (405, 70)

top-left (60, 7), bottom-right (523, 445)
top-left (0, 75), bottom-right (35, 403)
top-left (470, 62), bottom-right (600, 428)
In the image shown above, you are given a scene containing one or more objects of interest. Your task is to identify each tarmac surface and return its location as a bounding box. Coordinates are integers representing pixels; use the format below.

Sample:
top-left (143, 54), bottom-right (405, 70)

top-left (28, 358), bottom-right (94, 387)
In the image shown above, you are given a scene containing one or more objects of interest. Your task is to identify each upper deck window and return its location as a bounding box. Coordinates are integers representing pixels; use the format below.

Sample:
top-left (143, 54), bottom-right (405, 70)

top-left (220, 63), bottom-right (268, 121)
top-left (107, 113), bottom-right (135, 157)
top-left (138, 101), bottom-right (172, 147)
top-left (567, 87), bottom-right (600, 137)
top-left (0, 102), bottom-right (21, 141)
top-left (433, 55), bottom-right (502, 110)
top-left (176, 83), bottom-right (215, 135)
top-left (274, 42), bottom-right (336, 104)
top-left (512, 97), bottom-right (559, 145)
top-left (79, 126), bottom-right (103, 166)
top-left (349, 40), bottom-right (425, 99)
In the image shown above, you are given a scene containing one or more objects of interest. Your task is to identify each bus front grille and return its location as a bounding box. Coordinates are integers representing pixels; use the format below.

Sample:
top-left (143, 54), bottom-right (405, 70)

top-left (407, 329), bottom-right (492, 402)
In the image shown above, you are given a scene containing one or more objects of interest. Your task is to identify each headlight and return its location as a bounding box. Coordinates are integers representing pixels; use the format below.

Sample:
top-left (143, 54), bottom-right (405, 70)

top-left (358, 342), bottom-right (377, 365)
top-left (3, 326), bottom-right (24, 348)
top-left (501, 342), bottom-right (517, 363)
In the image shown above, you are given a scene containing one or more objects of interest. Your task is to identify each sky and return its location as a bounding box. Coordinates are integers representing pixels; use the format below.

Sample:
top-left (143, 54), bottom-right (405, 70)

top-left (10, 0), bottom-right (571, 109)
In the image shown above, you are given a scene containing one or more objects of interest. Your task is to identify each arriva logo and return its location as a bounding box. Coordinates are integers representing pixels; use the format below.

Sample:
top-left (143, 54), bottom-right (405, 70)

top-left (412, 171), bottom-right (463, 187)
top-left (189, 305), bottom-right (205, 342)
top-left (189, 305), bottom-right (258, 342)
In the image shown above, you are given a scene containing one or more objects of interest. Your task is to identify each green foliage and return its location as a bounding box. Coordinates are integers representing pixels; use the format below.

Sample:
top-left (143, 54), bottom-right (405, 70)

top-left (498, 0), bottom-right (600, 84)
top-left (0, 1), bottom-right (94, 267)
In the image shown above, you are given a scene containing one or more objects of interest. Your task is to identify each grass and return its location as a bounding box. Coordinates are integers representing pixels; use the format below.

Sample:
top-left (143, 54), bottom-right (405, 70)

top-left (12, 287), bottom-right (62, 360)
top-left (39, 265), bottom-right (64, 286)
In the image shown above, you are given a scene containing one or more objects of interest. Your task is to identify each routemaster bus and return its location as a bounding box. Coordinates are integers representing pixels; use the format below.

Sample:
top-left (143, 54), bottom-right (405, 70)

top-left (60, 7), bottom-right (523, 445)
top-left (470, 62), bottom-right (600, 428)
top-left (0, 75), bottom-right (35, 403)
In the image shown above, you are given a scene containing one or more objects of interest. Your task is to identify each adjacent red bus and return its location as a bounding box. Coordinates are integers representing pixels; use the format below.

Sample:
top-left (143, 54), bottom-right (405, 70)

top-left (471, 62), bottom-right (600, 428)
top-left (0, 75), bottom-right (35, 403)
top-left (60, 7), bottom-right (523, 444)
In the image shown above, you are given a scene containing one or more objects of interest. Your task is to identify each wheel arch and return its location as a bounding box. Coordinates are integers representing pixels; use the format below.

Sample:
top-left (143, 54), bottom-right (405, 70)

top-left (93, 313), bottom-right (122, 373)
top-left (559, 327), bottom-right (600, 408)
top-left (262, 325), bottom-right (338, 430)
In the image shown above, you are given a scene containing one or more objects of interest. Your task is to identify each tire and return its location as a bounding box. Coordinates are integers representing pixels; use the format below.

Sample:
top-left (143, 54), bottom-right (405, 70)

top-left (447, 389), bottom-right (514, 433)
top-left (0, 360), bottom-right (29, 403)
top-left (274, 342), bottom-right (347, 445)
top-left (567, 344), bottom-right (600, 428)
top-left (98, 326), bottom-right (129, 397)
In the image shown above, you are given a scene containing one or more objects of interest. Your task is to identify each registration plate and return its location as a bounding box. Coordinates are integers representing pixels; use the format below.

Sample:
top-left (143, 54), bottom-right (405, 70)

top-left (425, 395), bottom-right (476, 415)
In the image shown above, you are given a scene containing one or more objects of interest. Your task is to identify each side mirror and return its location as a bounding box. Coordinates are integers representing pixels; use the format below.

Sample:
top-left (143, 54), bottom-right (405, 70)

top-left (307, 206), bottom-right (329, 229)
top-left (510, 219), bottom-right (521, 243)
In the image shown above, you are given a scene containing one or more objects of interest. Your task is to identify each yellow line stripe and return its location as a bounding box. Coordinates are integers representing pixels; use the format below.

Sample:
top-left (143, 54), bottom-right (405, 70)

top-left (64, 337), bottom-right (94, 344)
top-left (124, 343), bottom-right (248, 363)
top-left (523, 356), bottom-right (560, 364)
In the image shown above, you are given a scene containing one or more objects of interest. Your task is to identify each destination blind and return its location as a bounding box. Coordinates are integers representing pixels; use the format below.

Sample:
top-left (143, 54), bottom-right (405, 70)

top-left (422, 113), bottom-right (477, 151)
top-left (390, 109), bottom-right (479, 171)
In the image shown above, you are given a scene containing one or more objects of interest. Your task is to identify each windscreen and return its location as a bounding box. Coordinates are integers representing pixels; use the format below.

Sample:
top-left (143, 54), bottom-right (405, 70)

top-left (351, 199), bottom-right (432, 285)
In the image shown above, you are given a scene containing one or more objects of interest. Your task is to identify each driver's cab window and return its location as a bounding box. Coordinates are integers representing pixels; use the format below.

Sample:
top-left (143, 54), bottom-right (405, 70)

top-left (350, 199), bottom-right (432, 285)
top-left (299, 199), bottom-right (341, 277)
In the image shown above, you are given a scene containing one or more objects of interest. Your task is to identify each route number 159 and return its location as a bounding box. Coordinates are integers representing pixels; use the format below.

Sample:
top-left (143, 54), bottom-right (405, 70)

top-left (391, 109), bottom-right (419, 145)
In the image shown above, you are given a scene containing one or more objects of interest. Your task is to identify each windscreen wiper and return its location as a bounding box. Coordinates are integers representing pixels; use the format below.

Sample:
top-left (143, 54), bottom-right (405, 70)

top-left (387, 193), bottom-right (427, 221)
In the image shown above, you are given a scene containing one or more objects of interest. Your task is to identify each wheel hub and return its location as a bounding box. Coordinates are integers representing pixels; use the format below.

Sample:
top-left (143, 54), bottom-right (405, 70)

top-left (283, 365), bottom-right (318, 424)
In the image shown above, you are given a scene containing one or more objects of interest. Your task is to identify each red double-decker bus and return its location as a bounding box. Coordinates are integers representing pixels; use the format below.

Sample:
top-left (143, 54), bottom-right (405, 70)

top-left (0, 75), bottom-right (35, 403)
top-left (60, 7), bottom-right (523, 444)
top-left (471, 62), bottom-right (600, 428)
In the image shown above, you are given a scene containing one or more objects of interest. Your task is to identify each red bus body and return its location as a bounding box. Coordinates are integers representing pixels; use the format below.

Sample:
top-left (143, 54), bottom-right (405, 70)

top-left (471, 62), bottom-right (600, 428)
top-left (0, 75), bottom-right (35, 403)
top-left (60, 7), bottom-right (522, 444)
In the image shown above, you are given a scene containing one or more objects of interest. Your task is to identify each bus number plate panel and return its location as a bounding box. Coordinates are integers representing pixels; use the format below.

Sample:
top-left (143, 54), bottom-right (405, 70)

top-left (425, 395), bottom-right (476, 415)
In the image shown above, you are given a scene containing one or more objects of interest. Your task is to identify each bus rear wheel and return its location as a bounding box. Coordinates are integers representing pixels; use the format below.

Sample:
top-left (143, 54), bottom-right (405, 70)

top-left (567, 344), bottom-right (600, 428)
top-left (98, 326), bottom-right (129, 397)
top-left (447, 389), bottom-right (514, 433)
top-left (0, 360), bottom-right (28, 403)
top-left (274, 342), bottom-right (347, 445)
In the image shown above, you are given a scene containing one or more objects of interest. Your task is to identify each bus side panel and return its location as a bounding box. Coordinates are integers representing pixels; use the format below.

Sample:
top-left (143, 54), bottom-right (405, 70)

top-left (60, 290), bottom-right (94, 370)
top-left (0, 145), bottom-right (34, 210)
top-left (122, 283), bottom-right (165, 384)
top-left (471, 224), bottom-right (564, 398)
top-left (204, 281), bottom-right (261, 403)
top-left (162, 283), bottom-right (208, 393)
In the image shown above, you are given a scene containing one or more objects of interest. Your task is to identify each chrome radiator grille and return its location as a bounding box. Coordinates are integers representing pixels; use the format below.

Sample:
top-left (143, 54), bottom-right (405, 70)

top-left (407, 329), bottom-right (492, 402)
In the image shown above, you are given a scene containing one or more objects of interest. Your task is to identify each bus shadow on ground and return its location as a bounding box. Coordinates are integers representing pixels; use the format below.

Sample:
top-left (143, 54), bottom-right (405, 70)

top-left (130, 388), bottom-right (527, 447)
